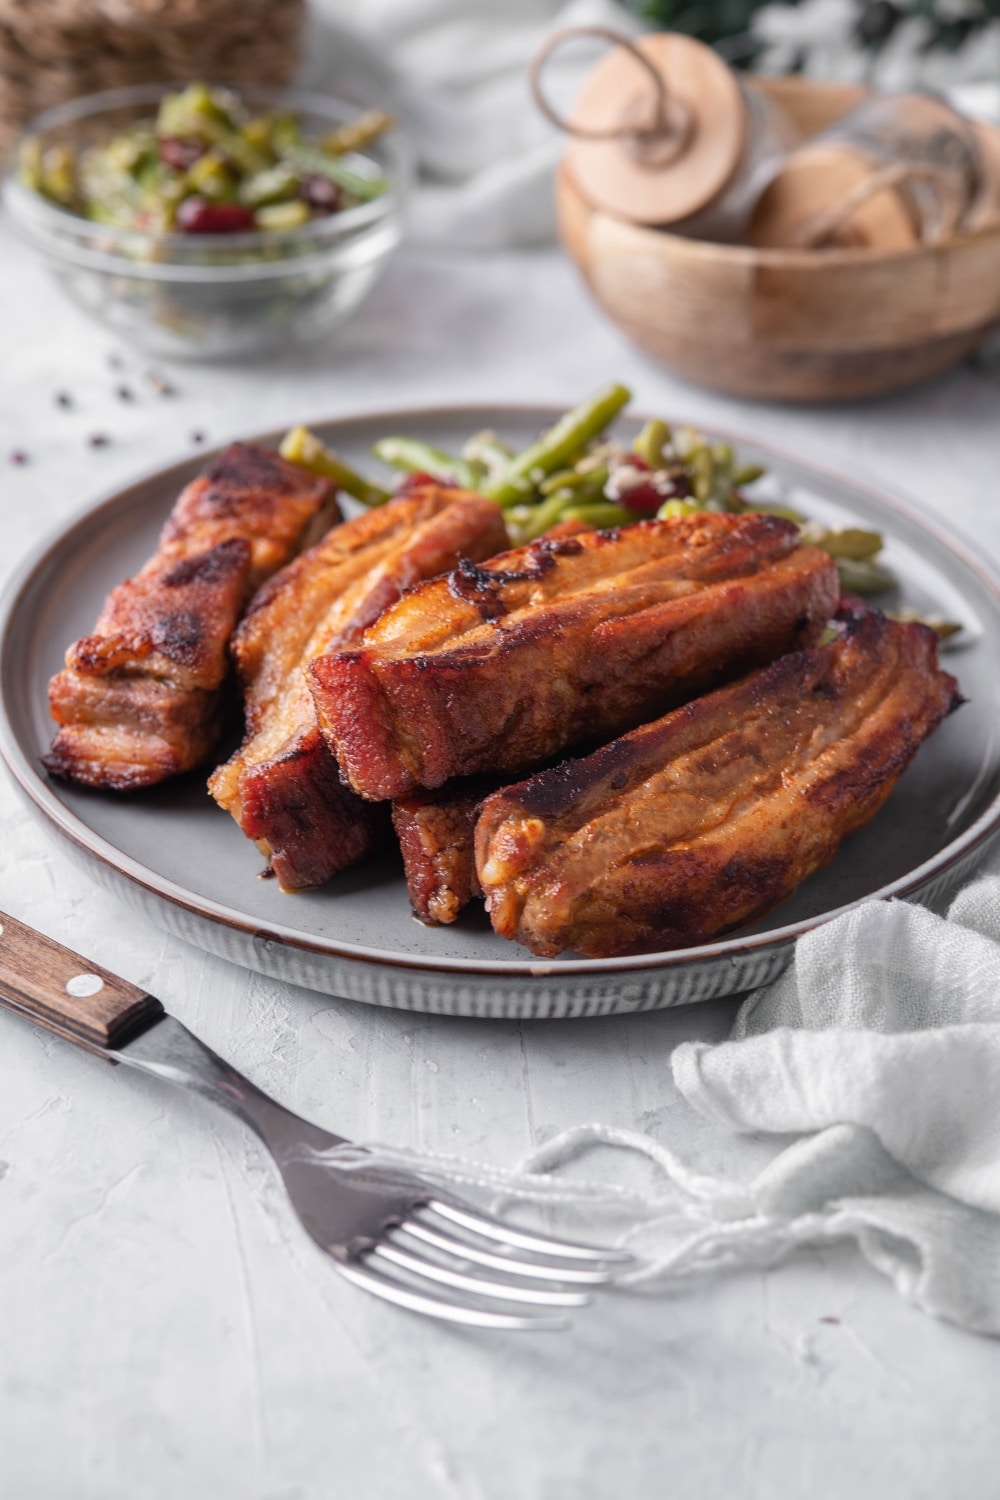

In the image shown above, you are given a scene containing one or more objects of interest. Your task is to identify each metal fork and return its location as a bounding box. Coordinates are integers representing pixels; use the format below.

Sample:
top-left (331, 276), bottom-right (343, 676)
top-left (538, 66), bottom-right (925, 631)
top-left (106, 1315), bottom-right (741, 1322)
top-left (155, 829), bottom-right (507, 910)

top-left (0, 910), bottom-right (630, 1330)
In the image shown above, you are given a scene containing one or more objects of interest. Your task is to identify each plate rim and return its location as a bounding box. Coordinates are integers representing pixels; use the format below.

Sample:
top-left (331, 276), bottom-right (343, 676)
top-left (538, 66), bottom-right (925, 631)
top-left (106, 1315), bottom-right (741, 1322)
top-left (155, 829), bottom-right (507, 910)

top-left (3, 399), bottom-right (1000, 982)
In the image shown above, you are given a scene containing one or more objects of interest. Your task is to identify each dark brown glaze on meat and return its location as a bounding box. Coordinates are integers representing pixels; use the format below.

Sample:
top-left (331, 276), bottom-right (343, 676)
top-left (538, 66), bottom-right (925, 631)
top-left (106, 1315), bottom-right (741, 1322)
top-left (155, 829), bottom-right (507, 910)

top-left (390, 519), bottom-right (595, 926)
top-left (45, 444), bottom-right (334, 791)
top-left (309, 513), bottom-right (840, 801)
top-left (161, 442), bottom-right (340, 590)
top-left (208, 488), bottom-right (509, 890)
top-left (475, 605), bottom-right (962, 959)
top-left (392, 779), bottom-right (491, 925)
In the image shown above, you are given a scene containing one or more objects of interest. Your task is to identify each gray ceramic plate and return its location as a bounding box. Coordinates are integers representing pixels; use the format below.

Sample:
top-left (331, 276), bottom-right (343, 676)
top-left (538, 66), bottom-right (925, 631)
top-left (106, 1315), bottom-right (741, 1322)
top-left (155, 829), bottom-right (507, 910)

top-left (2, 406), bottom-right (1000, 1019)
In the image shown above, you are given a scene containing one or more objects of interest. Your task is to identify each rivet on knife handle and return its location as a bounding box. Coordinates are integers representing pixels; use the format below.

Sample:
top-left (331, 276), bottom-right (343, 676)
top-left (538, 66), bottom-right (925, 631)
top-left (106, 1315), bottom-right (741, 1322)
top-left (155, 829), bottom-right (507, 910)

top-left (0, 910), bottom-right (164, 1053)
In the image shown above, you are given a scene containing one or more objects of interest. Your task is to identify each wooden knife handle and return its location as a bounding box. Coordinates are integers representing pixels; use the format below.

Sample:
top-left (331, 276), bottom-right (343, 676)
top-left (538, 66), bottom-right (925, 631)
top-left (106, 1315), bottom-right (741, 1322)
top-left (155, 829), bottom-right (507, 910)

top-left (0, 910), bottom-right (164, 1055)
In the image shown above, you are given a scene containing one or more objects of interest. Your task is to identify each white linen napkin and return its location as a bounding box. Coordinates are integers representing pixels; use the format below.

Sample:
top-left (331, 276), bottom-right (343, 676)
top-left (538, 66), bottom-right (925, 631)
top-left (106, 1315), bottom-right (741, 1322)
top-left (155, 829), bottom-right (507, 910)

top-left (346, 867), bottom-right (1000, 1335)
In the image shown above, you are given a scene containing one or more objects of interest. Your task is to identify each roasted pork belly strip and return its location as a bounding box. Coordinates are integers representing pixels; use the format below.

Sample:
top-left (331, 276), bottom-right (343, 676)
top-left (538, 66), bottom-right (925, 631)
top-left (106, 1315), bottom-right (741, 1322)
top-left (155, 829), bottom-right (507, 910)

top-left (392, 780), bottom-right (489, 925)
top-left (209, 488), bottom-right (509, 890)
top-left (390, 520), bottom-right (595, 926)
top-left (45, 444), bottom-right (335, 791)
top-left (475, 605), bottom-right (961, 959)
top-left (310, 513), bottom-right (840, 801)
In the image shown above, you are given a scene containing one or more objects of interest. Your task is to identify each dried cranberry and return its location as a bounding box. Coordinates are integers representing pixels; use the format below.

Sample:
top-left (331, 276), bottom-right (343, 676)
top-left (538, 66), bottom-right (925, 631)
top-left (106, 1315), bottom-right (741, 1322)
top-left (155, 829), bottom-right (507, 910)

top-left (159, 136), bottom-right (207, 173)
top-left (608, 459), bottom-right (692, 517)
top-left (177, 197), bottom-right (256, 235)
top-left (618, 482), bottom-right (665, 515)
top-left (301, 175), bottom-right (344, 214)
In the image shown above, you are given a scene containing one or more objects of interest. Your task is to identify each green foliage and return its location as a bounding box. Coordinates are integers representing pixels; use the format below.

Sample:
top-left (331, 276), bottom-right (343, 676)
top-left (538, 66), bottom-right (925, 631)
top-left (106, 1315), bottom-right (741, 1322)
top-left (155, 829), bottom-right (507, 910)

top-left (626, 0), bottom-right (999, 68)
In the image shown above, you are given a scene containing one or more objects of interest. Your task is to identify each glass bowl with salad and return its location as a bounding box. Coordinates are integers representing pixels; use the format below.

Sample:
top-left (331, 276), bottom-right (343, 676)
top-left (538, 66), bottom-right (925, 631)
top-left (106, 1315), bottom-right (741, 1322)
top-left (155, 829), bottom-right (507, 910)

top-left (2, 82), bottom-right (409, 360)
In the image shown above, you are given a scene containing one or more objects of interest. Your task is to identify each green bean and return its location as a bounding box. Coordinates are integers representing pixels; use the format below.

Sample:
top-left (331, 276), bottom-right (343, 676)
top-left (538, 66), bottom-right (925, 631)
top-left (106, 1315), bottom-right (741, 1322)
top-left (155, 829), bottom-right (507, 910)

top-left (267, 113), bottom-right (303, 155)
top-left (539, 467), bottom-right (585, 496)
top-left (632, 418), bottom-right (671, 468)
top-left (673, 427), bottom-right (703, 460)
top-left (372, 436), bottom-right (481, 489)
top-left (463, 430), bottom-right (515, 478)
top-left (540, 464), bottom-right (610, 499)
top-left (807, 526), bottom-right (884, 561)
top-left (239, 163), bottom-right (299, 207)
top-left (158, 83), bottom-right (232, 132)
top-left (748, 502), bottom-right (808, 524)
top-left (158, 86), bottom-right (270, 177)
top-left (835, 557), bottom-right (895, 595)
top-left (40, 144), bottom-right (78, 208)
top-left (321, 110), bottom-right (395, 156)
top-left (207, 123), bottom-right (276, 178)
top-left (240, 117), bottom-right (277, 160)
top-left (560, 502), bottom-right (627, 529)
top-left (483, 384), bottom-right (631, 507)
top-left (690, 446), bottom-right (715, 505)
top-left (656, 499), bottom-right (701, 519)
top-left (184, 150), bottom-right (234, 200)
top-left (280, 426), bottom-right (391, 506)
top-left (518, 490), bottom-right (580, 542)
top-left (282, 144), bottom-right (388, 201)
top-left (254, 200), bottom-right (311, 230)
top-left (886, 608), bottom-right (962, 642)
top-left (17, 138), bottom-right (43, 193)
top-left (732, 463), bottom-right (766, 487)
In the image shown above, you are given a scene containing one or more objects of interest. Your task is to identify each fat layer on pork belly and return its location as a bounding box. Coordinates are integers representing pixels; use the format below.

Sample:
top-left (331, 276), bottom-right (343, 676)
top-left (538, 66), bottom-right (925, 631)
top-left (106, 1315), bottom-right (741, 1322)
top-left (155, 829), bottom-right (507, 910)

top-left (475, 603), bottom-right (962, 959)
top-left (45, 443), bottom-right (335, 791)
top-left (309, 512), bottom-right (841, 801)
top-left (209, 487), bottom-right (509, 891)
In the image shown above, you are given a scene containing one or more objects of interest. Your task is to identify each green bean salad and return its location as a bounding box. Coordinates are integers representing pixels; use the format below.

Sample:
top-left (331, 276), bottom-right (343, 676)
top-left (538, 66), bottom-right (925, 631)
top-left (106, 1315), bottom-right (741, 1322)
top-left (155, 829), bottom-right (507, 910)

top-left (280, 384), bottom-right (958, 638)
top-left (19, 83), bottom-right (392, 235)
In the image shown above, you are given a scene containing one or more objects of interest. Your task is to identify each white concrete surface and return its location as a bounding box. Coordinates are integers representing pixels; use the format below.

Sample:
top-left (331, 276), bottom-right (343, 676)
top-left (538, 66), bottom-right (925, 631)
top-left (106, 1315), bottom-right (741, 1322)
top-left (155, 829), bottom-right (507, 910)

top-left (2, 217), bottom-right (1000, 1499)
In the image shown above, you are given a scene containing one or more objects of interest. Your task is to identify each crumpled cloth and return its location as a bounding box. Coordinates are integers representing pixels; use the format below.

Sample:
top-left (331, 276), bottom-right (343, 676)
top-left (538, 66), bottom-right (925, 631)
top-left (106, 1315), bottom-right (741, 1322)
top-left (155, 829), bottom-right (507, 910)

top-left (297, 2), bottom-right (1000, 250)
top-left (299, 0), bottom-right (637, 247)
top-left (346, 868), bottom-right (1000, 1336)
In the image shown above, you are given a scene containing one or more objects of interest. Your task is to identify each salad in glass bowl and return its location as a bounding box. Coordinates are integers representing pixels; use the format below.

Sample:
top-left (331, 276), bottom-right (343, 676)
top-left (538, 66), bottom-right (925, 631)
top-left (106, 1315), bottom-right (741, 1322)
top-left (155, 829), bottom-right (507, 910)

top-left (3, 83), bottom-right (409, 360)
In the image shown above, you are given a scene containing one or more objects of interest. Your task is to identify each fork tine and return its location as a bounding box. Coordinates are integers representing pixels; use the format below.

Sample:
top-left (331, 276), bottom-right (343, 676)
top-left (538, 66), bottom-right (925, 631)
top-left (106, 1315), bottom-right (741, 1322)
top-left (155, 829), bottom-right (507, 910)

top-left (335, 1257), bottom-right (569, 1331)
top-left (396, 1217), bottom-right (618, 1284)
top-left (425, 1199), bottom-right (633, 1263)
top-left (372, 1240), bottom-right (591, 1307)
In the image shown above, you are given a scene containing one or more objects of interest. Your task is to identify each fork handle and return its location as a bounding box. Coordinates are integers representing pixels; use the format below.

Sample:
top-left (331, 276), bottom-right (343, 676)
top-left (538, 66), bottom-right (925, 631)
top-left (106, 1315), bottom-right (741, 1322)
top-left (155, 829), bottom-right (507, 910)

top-left (0, 909), bottom-right (164, 1056)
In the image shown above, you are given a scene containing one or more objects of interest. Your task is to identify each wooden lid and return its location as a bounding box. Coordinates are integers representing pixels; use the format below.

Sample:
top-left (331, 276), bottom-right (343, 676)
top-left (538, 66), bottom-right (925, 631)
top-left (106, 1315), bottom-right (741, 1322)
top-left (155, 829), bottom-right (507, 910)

top-left (561, 33), bottom-right (748, 226)
top-left (965, 119), bottom-right (1000, 233)
top-left (747, 143), bottom-right (918, 250)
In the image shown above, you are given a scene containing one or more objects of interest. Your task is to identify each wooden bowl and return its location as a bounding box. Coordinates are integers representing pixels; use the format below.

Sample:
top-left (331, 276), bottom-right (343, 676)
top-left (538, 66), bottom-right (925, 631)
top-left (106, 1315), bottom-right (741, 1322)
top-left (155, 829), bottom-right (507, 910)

top-left (556, 77), bottom-right (1000, 402)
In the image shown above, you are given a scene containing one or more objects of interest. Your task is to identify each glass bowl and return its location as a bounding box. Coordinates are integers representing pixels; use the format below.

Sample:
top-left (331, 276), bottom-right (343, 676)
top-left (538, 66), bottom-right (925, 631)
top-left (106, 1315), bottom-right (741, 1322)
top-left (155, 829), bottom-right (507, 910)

top-left (2, 83), bottom-right (409, 361)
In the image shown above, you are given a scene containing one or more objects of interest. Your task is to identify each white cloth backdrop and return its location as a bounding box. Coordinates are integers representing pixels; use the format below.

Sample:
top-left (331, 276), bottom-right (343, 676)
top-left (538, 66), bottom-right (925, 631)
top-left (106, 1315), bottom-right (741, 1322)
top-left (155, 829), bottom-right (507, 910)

top-left (298, 0), bottom-right (638, 246)
top-left (298, 0), bottom-right (1000, 248)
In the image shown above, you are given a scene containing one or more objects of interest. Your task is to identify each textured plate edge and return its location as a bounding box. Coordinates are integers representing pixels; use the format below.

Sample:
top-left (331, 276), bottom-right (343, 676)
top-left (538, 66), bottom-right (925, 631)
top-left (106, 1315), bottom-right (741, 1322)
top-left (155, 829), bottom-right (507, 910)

top-left (2, 403), bottom-right (1000, 1013)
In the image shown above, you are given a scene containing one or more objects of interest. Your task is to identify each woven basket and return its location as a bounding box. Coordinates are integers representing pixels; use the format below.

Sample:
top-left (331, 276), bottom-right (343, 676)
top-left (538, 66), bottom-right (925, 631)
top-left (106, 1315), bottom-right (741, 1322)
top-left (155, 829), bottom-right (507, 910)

top-left (0, 0), bottom-right (306, 159)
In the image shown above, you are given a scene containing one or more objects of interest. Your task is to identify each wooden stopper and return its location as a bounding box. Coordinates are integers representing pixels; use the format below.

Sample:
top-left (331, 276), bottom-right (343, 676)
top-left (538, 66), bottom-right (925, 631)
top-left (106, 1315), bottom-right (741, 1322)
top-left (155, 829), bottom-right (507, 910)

top-left (747, 144), bottom-right (919, 250)
top-left (563, 33), bottom-right (749, 227)
top-left (966, 119), bottom-right (1000, 232)
top-left (749, 91), bottom-right (984, 251)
